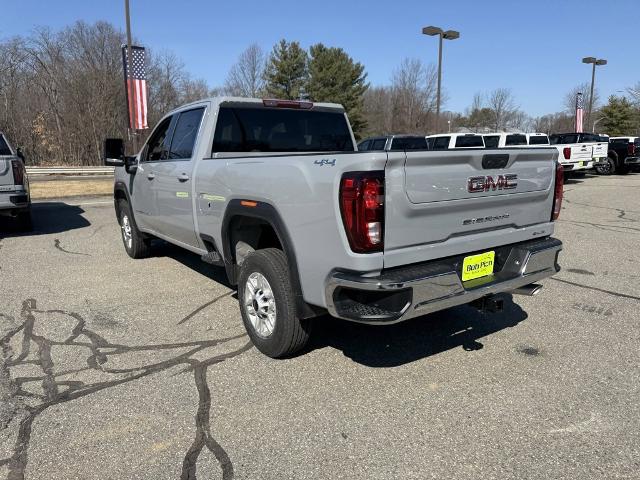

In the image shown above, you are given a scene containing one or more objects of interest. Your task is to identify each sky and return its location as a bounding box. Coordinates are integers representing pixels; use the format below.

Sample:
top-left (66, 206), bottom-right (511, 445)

top-left (1, 0), bottom-right (636, 117)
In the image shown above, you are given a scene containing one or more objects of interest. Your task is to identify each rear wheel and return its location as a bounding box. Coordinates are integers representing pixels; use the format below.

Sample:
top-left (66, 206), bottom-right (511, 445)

top-left (117, 199), bottom-right (151, 258)
top-left (595, 157), bottom-right (614, 175)
top-left (238, 248), bottom-right (313, 358)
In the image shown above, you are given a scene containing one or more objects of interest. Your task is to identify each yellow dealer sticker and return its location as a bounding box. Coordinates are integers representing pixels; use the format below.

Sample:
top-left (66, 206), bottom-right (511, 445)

top-left (176, 191), bottom-right (189, 198)
top-left (462, 251), bottom-right (495, 282)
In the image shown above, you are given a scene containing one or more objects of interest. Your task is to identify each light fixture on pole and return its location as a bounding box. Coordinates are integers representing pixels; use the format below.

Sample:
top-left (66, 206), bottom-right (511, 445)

top-left (422, 26), bottom-right (459, 133)
top-left (582, 56), bottom-right (607, 132)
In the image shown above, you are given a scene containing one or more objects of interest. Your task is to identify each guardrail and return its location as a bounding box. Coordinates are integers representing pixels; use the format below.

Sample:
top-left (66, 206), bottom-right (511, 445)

top-left (25, 166), bottom-right (115, 176)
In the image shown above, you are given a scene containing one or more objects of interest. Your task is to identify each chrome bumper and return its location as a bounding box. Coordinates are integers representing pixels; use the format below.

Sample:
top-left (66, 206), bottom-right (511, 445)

top-left (624, 157), bottom-right (640, 165)
top-left (325, 237), bottom-right (562, 324)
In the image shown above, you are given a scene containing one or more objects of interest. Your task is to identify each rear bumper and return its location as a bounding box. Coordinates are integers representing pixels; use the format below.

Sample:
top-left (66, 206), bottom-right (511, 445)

top-left (624, 156), bottom-right (640, 166)
top-left (562, 160), bottom-right (593, 171)
top-left (325, 237), bottom-right (562, 324)
top-left (0, 188), bottom-right (30, 213)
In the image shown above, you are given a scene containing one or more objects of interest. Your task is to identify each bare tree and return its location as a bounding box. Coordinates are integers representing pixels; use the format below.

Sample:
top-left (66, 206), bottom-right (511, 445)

top-left (487, 88), bottom-right (517, 131)
top-left (390, 58), bottom-right (438, 133)
top-left (0, 21), bottom-right (211, 166)
top-left (563, 82), bottom-right (599, 115)
top-left (224, 44), bottom-right (266, 97)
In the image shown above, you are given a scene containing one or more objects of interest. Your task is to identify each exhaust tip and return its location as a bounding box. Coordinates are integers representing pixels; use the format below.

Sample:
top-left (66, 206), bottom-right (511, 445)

top-left (512, 283), bottom-right (543, 296)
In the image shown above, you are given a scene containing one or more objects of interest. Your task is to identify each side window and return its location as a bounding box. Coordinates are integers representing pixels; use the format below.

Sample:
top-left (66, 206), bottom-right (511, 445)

top-left (358, 140), bottom-right (371, 151)
top-left (144, 116), bottom-right (173, 161)
top-left (371, 139), bottom-right (386, 150)
top-left (432, 136), bottom-right (450, 150)
top-left (168, 108), bottom-right (205, 159)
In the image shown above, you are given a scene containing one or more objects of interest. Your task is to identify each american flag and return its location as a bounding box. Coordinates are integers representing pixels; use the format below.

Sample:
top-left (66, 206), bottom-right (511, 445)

top-left (122, 45), bottom-right (148, 130)
top-left (575, 92), bottom-right (584, 133)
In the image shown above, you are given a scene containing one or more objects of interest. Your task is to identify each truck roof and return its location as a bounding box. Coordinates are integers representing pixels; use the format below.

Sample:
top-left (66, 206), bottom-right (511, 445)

top-left (173, 96), bottom-right (346, 114)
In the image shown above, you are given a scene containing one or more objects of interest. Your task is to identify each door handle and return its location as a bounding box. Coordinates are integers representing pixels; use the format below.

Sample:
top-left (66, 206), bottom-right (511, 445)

top-left (177, 173), bottom-right (190, 182)
top-left (147, 173), bottom-right (155, 180)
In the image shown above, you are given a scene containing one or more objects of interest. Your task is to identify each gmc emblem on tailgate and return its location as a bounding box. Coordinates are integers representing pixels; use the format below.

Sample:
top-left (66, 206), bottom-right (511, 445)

top-left (467, 174), bottom-right (518, 193)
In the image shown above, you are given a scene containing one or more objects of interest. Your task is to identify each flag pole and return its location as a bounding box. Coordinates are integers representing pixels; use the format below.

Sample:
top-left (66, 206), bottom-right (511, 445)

top-left (124, 0), bottom-right (138, 153)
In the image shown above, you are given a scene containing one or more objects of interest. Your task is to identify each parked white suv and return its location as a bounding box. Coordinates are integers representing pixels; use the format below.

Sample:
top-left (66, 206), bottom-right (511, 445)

top-left (426, 133), bottom-right (485, 150)
top-left (0, 132), bottom-right (31, 230)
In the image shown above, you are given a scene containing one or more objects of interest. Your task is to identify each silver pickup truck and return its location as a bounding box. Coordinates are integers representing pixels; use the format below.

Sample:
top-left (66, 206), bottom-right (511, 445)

top-left (105, 97), bottom-right (564, 358)
top-left (0, 131), bottom-right (31, 230)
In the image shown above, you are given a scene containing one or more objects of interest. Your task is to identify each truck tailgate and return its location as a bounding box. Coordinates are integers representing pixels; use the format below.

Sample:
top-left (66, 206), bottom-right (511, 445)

top-left (592, 142), bottom-right (607, 159)
top-left (0, 157), bottom-right (14, 185)
top-left (383, 148), bottom-right (557, 268)
top-left (564, 144), bottom-right (592, 163)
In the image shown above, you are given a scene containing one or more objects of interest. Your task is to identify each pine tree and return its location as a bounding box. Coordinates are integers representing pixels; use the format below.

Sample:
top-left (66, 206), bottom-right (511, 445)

top-left (263, 40), bottom-right (308, 100)
top-left (306, 44), bottom-right (369, 137)
top-left (600, 96), bottom-right (638, 136)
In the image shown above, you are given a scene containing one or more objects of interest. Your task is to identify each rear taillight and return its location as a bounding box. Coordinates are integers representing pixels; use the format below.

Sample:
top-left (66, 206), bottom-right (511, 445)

top-left (552, 161), bottom-right (564, 221)
top-left (563, 147), bottom-right (571, 160)
top-left (340, 171), bottom-right (384, 253)
top-left (11, 159), bottom-right (25, 185)
top-left (628, 143), bottom-right (636, 156)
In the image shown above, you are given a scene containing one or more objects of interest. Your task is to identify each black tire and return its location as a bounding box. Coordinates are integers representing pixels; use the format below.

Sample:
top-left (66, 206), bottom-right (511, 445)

top-left (16, 209), bottom-right (32, 231)
top-left (238, 248), bottom-right (313, 358)
top-left (116, 199), bottom-right (152, 258)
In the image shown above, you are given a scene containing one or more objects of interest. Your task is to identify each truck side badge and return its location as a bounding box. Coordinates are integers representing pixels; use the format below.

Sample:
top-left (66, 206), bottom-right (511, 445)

top-left (314, 159), bottom-right (336, 167)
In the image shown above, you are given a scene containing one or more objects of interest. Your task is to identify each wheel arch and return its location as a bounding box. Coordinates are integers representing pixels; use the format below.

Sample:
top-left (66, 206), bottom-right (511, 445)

top-left (221, 199), bottom-right (322, 319)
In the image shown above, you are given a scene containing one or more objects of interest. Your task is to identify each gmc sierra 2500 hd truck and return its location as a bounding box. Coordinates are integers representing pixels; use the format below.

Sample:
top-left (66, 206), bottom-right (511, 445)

top-left (104, 97), bottom-right (564, 358)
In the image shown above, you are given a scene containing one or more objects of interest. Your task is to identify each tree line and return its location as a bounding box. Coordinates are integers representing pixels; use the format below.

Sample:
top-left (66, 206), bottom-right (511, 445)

top-left (0, 20), bottom-right (638, 166)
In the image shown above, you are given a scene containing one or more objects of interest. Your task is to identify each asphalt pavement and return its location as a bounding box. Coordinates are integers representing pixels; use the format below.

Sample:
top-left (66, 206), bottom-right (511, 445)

top-left (1, 173), bottom-right (639, 480)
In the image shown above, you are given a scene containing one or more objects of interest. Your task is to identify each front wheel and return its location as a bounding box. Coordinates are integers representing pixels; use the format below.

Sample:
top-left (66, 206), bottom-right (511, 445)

top-left (117, 199), bottom-right (152, 258)
top-left (238, 248), bottom-right (313, 358)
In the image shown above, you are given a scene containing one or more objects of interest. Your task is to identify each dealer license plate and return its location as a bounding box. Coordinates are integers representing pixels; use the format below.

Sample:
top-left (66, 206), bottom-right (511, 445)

top-left (462, 251), bottom-right (495, 282)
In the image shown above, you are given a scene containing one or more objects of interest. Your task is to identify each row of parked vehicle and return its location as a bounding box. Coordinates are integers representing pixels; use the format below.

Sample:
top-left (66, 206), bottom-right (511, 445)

top-left (357, 132), bottom-right (640, 175)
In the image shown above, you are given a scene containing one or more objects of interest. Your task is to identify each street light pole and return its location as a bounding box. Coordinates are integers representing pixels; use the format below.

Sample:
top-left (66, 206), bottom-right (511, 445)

top-left (582, 56), bottom-right (607, 132)
top-left (422, 26), bottom-right (459, 133)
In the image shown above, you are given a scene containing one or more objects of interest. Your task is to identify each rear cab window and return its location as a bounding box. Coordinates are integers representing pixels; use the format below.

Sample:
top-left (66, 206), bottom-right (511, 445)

top-left (212, 105), bottom-right (355, 153)
top-left (431, 136), bottom-right (451, 150)
top-left (528, 135), bottom-right (549, 145)
top-left (454, 135), bottom-right (483, 148)
top-left (505, 134), bottom-right (527, 146)
top-left (390, 137), bottom-right (428, 151)
top-left (483, 136), bottom-right (499, 148)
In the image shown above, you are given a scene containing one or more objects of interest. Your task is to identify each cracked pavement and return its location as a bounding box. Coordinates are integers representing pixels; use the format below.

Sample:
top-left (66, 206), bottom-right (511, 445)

top-left (1, 172), bottom-right (639, 479)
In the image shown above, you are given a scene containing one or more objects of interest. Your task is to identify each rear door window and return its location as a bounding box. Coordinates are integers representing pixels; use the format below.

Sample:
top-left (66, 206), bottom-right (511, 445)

top-left (390, 137), bottom-right (428, 151)
top-left (370, 138), bottom-right (387, 150)
top-left (0, 135), bottom-right (12, 156)
top-left (212, 106), bottom-right (354, 153)
top-left (358, 140), bottom-right (371, 151)
top-left (432, 136), bottom-right (450, 150)
top-left (168, 107), bottom-right (205, 159)
top-left (483, 136), bottom-right (499, 148)
top-left (454, 135), bottom-right (483, 148)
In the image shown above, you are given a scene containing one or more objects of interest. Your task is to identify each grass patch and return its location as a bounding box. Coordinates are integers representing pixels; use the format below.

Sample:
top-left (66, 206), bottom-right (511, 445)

top-left (30, 178), bottom-right (113, 199)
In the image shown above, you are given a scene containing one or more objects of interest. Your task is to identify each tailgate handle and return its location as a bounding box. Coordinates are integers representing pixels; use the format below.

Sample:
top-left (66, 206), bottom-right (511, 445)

top-left (482, 154), bottom-right (509, 169)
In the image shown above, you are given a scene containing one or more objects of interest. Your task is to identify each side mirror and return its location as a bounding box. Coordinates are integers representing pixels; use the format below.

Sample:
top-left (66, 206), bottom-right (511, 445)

top-left (16, 147), bottom-right (25, 162)
top-left (104, 138), bottom-right (125, 167)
